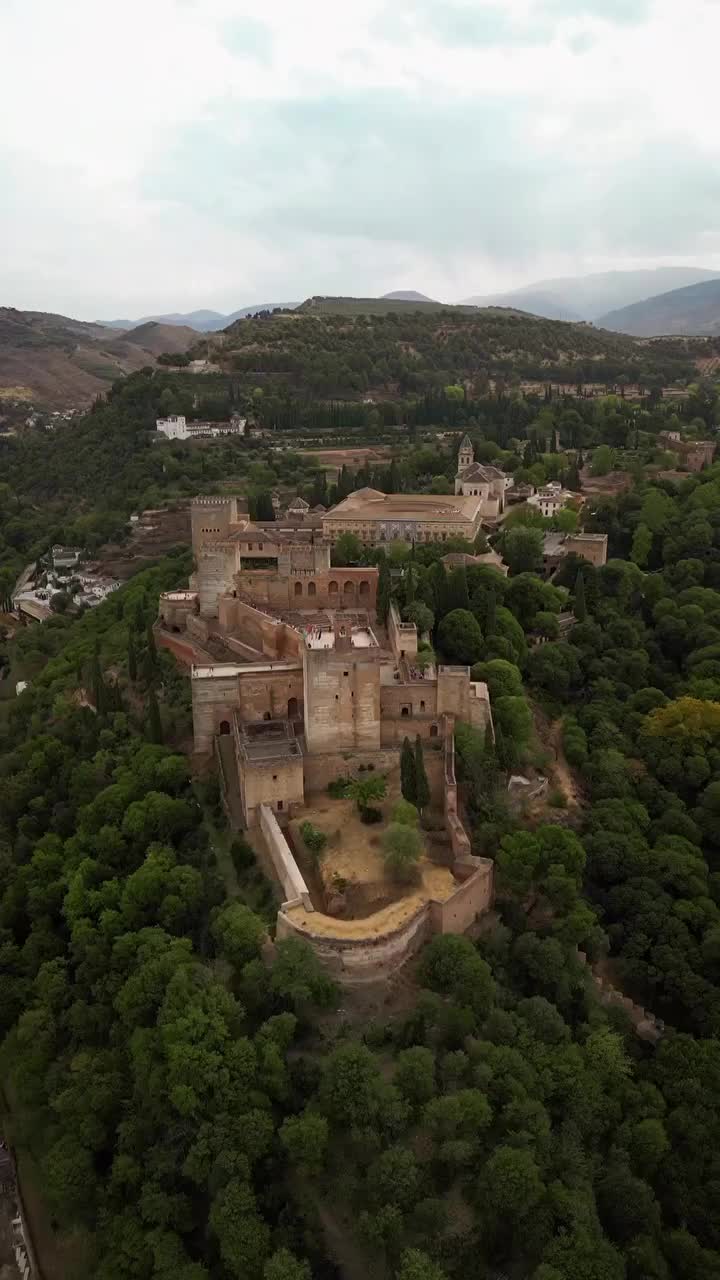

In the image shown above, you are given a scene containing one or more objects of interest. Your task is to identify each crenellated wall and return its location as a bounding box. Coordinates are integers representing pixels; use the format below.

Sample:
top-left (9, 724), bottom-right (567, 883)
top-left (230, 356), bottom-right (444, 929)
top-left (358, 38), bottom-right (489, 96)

top-left (218, 597), bottom-right (302, 659)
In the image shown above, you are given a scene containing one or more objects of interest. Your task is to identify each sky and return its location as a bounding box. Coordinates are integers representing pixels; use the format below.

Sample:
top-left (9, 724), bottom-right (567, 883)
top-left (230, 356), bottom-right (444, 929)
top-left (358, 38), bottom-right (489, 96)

top-left (2, 0), bottom-right (720, 319)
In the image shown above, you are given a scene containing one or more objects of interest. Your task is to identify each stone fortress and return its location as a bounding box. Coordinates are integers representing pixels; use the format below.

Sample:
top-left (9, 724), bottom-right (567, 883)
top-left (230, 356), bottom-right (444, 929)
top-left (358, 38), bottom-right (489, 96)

top-left (156, 444), bottom-right (501, 980)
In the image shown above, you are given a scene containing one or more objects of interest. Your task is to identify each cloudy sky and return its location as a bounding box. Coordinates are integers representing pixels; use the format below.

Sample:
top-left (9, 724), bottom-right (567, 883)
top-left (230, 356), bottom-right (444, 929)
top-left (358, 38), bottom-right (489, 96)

top-left (2, 0), bottom-right (720, 318)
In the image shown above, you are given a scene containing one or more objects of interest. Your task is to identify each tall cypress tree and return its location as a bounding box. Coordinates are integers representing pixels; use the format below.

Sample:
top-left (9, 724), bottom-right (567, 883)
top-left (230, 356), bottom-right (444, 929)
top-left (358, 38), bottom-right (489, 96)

top-left (91, 640), bottom-right (104, 715)
top-left (128, 631), bottom-right (137, 682)
top-left (148, 689), bottom-right (163, 744)
top-left (447, 567), bottom-right (470, 612)
top-left (400, 737), bottom-right (417, 806)
top-left (574, 570), bottom-right (587, 622)
top-left (415, 735), bottom-right (430, 815)
top-left (377, 557), bottom-right (391, 626)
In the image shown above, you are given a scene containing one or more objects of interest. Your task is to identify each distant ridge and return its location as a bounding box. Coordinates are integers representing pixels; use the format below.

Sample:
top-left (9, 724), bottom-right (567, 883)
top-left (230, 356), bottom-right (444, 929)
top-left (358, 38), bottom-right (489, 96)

top-left (101, 304), bottom-right (298, 332)
top-left (382, 290), bottom-right (436, 303)
top-left (296, 295), bottom-right (478, 317)
top-left (461, 267), bottom-right (720, 323)
top-left (598, 278), bottom-right (720, 337)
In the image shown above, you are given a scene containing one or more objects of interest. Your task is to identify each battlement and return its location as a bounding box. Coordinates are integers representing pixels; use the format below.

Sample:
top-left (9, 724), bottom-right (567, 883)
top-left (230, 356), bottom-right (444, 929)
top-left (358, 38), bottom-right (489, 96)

top-left (192, 495), bottom-right (235, 507)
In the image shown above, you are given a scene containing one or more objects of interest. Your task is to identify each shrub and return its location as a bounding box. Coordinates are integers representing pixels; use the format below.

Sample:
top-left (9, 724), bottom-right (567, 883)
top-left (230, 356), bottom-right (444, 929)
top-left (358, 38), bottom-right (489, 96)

top-left (361, 806), bottom-right (383, 825)
top-left (382, 823), bottom-right (424, 881)
top-left (562, 715), bottom-right (588, 767)
top-left (393, 799), bottom-right (420, 827)
top-left (328, 775), bottom-right (351, 798)
top-left (231, 836), bottom-right (255, 874)
top-left (300, 821), bottom-right (327, 856)
top-left (547, 787), bottom-right (568, 809)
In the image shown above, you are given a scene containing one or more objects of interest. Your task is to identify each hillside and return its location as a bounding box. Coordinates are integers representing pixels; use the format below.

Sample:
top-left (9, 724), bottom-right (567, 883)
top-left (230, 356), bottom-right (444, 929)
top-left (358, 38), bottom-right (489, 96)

top-left (0, 307), bottom-right (198, 406)
top-left (118, 320), bottom-right (200, 355)
top-left (463, 266), bottom-right (720, 322)
top-left (296, 294), bottom-right (478, 316)
top-left (599, 278), bottom-right (720, 337)
top-left (218, 303), bottom-right (698, 396)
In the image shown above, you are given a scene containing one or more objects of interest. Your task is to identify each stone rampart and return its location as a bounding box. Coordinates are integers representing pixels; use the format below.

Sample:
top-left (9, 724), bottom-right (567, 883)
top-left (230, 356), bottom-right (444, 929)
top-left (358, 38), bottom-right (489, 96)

top-left (219, 597), bottom-right (301, 659)
top-left (259, 803), bottom-right (313, 911)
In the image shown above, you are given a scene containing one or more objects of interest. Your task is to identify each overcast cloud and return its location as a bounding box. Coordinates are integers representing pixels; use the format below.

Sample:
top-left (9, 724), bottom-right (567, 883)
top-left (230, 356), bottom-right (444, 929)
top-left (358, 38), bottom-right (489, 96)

top-left (1, 0), bottom-right (719, 318)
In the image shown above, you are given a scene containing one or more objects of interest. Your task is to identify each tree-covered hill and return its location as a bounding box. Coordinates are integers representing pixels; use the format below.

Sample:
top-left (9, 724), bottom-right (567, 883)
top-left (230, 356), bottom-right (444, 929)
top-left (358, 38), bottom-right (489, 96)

top-left (218, 305), bottom-right (701, 397)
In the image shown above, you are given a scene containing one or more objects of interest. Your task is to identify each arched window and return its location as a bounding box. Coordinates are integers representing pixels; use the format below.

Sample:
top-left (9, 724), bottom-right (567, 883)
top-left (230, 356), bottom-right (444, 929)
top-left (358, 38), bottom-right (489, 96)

top-left (359, 579), bottom-right (370, 597)
top-left (430, 723), bottom-right (439, 737)
top-left (288, 696), bottom-right (298, 718)
top-left (401, 706), bottom-right (410, 717)
top-left (329, 580), bottom-right (339, 595)
top-left (308, 581), bottom-right (316, 596)
top-left (343, 580), bottom-right (355, 597)
top-left (263, 711), bottom-right (271, 721)
top-left (219, 720), bottom-right (231, 735)
top-left (420, 700), bottom-right (425, 711)
top-left (294, 581), bottom-right (302, 596)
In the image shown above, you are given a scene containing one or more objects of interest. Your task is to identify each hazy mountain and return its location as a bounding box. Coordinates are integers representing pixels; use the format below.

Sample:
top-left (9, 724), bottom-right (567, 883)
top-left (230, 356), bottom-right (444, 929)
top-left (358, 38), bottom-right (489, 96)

top-left (462, 267), bottom-right (720, 322)
top-left (598, 278), bottom-right (720, 337)
top-left (0, 307), bottom-right (198, 406)
top-left (381, 290), bottom-right (436, 303)
top-left (102, 304), bottom-right (297, 332)
top-left (118, 320), bottom-right (199, 355)
top-left (462, 290), bottom-right (582, 321)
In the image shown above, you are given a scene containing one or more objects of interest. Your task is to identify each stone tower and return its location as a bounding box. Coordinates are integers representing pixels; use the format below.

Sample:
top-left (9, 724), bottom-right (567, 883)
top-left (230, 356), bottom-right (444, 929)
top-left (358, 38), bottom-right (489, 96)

top-left (458, 434), bottom-right (474, 472)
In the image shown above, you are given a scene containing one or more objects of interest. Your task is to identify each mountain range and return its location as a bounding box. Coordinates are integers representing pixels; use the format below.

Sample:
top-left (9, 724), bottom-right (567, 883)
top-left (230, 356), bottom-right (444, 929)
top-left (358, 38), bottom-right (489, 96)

top-left (462, 267), bottom-right (720, 322)
top-left (101, 303), bottom-right (298, 332)
top-left (598, 278), bottom-right (720, 337)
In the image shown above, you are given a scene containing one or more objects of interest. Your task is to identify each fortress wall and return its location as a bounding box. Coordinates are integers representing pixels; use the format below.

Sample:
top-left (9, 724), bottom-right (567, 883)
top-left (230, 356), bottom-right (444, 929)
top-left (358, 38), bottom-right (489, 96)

top-left (246, 758), bottom-right (304, 827)
top-left (428, 860), bottom-right (494, 934)
top-left (276, 902), bottom-right (433, 981)
top-left (388, 601), bottom-right (418, 659)
top-left (236, 668), bottom-right (304, 722)
top-left (380, 681), bottom-right (439, 719)
top-left (302, 747), bottom-right (401, 794)
top-left (156, 628), bottom-right (211, 668)
top-left (258, 804), bottom-right (312, 908)
top-left (191, 672), bottom-right (239, 753)
top-left (191, 495), bottom-right (239, 549)
top-left (437, 666), bottom-right (472, 719)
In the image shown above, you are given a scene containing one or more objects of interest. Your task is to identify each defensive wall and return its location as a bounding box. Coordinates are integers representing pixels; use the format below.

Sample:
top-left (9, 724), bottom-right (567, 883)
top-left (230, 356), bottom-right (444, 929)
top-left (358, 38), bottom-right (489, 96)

top-left (259, 803), bottom-right (313, 910)
top-left (218, 595), bottom-right (302, 660)
top-left (266, 715), bottom-right (494, 982)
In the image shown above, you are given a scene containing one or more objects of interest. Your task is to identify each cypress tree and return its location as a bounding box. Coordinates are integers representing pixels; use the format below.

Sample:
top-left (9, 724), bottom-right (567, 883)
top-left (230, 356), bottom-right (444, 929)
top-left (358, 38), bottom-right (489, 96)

top-left (377, 557), bottom-right (391, 626)
top-left (148, 688), bottom-right (163, 744)
top-left (574, 570), bottom-right (587, 622)
top-left (128, 631), bottom-right (137, 682)
top-left (91, 641), bottom-right (104, 715)
top-left (447, 567), bottom-right (470, 612)
top-left (415, 735), bottom-right (430, 815)
top-left (400, 737), bottom-right (417, 806)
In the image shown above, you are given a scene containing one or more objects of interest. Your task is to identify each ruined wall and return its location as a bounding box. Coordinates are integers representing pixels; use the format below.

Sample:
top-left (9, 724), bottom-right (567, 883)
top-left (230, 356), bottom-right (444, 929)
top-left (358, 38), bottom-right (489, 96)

top-left (218, 598), bottom-right (301, 659)
top-left (303, 650), bottom-right (382, 753)
top-left (159, 593), bottom-right (198, 629)
top-left (243, 757), bottom-right (305, 828)
top-left (258, 804), bottom-right (313, 909)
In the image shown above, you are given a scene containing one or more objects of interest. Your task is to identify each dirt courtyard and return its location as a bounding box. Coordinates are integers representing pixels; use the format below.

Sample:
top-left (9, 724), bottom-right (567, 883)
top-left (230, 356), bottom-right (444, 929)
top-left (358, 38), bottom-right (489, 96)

top-left (287, 773), bottom-right (454, 938)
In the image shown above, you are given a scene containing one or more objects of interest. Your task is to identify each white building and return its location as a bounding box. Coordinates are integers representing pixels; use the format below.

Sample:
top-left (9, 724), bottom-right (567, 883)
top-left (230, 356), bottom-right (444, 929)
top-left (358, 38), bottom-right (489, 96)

top-left (454, 435), bottom-right (513, 519)
top-left (527, 482), bottom-right (575, 519)
top-left (156, 414), bottom-right (246, 441)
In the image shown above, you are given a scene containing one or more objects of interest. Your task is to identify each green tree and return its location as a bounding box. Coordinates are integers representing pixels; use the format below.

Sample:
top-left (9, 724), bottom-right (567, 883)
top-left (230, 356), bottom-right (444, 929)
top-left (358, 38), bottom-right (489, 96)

top-left (396, 1249), bottom-right (448, 1280)
top-left (631, 522), bottom-right (653, 567)
top-left (401, 737), bottom-right (417, 806)
top-left (382, 823), bottom-right (424, 881)
top-left (438, 609), bottom-right (484, 664)
top-left (212, 903), bottom-right (265, 969)
top-left (503, 525), bottom-right (544, 576)
top-left (346, 773), bottom-right (387, 816)
top-left (264, 1250), bottom-right (311, 1280)
top-left (403, 601), bottom-right (434, 634)
top-left (377, 557), bottom-right (391, 625)
top-left (414, 735), bottom-right (430, 814)
top-left (591, 444), bottom-right (614, 476)
top-left (147, 688), bottom-right (163, 744)
top-left (574, 570), bottom-right (587, 621)
top-left (334, 532), bottom-right (362, 565)
top-left (128, 630), bottom-right (137, 682)
top-left (279, 1110), bottom-right (329, 1175)
top-left (394, 1046), bottom-right (436, 1106)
